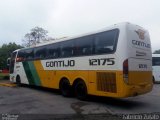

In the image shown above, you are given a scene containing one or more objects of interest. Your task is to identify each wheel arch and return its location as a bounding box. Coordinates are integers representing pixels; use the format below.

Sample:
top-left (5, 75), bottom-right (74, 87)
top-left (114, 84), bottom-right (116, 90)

top-left (59, 76), bottom-right (70, 89)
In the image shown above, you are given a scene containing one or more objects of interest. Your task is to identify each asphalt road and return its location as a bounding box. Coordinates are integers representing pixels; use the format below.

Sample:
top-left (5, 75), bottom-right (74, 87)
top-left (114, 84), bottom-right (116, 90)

top-left (0, 80), bottom-right (159, 119)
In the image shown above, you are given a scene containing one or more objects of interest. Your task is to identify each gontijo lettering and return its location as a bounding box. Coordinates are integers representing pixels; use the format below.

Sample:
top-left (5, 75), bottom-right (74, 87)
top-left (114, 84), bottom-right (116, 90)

top-left (132, 40), bottom-right (150, 48)
top-left (46, 60), bottom-right (75, 67)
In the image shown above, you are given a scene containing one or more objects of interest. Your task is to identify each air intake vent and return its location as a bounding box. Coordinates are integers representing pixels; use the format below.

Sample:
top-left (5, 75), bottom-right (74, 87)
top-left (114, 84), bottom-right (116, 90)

top-left (97, 72), bottom-right (117, 93)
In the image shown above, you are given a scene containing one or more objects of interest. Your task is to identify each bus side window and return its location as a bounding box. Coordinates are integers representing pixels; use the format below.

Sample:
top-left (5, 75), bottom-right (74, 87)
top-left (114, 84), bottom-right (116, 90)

top-left (75, 35), bottom-right (94, 56)
top-left (47, 44), bottom-right (54, 58)
top-left (47, 43), bottom-right (60, 59)
top-left (35, 46), bottom-right (46, 60)
top-left (25, 48), bottom-right (34, 60)
top-left (17, 50), bottom-right (25, 62)
top-left (95, 29), bottom-right (119, 54)
top-left (61, 40), bottom-right (75, 58)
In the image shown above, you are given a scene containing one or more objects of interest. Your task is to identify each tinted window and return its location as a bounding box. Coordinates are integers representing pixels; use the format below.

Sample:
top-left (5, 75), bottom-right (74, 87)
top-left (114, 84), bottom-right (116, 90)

top-left (47, 43), bottom-right (60, 59)
top-left (25, 48), bottom-right (34, 60)
top-left (17, 50), bottom-right (26, 62)
top-left (95, 29), bottom-right (119, 54)
top-left (61, 40), bottom-right (75, 57)
top-left (152, 57), bottom-right (160, 66)
top-left (35, 46), bottom-right (46, 59)
top-left (75, 35), bottom-right (94, 56)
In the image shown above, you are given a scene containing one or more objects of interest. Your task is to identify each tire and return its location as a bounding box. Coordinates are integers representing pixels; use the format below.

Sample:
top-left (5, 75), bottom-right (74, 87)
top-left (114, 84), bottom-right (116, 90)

top-left (59, 79), bottom-right (72, 97)
top-left (75, 80), bottom-right (87, 100)
top-left (16, 75), bottom-right (21, 86)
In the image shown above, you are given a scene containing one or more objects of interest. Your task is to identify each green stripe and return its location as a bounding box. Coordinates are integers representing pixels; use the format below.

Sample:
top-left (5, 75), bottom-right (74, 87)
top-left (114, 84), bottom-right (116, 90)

top-left (23, 61), bottom-right (35, 85)
top-left (23, 61), bottom-right (41, 86)
top-left (28, 62), bottom-right (41, 86)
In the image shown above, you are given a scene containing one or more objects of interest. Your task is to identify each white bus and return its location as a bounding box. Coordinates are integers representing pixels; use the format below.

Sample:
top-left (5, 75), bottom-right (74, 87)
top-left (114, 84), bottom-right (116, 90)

top-left (9, 22), bottom-right (153, 100)
top-left (152, 54), bottom-right (160, 83)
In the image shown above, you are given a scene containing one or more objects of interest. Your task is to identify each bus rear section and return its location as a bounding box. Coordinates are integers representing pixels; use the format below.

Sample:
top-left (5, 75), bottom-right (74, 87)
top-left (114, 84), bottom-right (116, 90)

top-left (123, 24), bottom-right (153, 97)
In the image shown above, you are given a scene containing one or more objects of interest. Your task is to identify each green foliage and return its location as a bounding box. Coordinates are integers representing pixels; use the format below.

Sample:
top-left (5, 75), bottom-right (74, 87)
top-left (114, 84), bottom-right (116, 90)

top-left (0, 42), bottom-right (23, 69)
top-left (0, 73), bottom-right (9, 80)
top-left (153, 49), bottom-right (160, 54)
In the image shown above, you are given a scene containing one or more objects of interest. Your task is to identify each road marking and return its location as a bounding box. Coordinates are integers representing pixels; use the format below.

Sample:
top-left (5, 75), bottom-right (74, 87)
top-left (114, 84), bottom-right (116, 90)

top-left (0, 83), bottom-right (17, 87)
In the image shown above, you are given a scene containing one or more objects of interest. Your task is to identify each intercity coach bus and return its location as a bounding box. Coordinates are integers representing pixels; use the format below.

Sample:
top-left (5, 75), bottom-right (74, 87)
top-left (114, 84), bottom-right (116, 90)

top-left (9, 22), bottom-right (153, 100)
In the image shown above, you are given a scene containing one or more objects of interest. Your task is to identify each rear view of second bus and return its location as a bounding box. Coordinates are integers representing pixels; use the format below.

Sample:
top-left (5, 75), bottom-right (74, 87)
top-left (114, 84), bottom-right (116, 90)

top-left (152, 54), bottom-right (160, 83)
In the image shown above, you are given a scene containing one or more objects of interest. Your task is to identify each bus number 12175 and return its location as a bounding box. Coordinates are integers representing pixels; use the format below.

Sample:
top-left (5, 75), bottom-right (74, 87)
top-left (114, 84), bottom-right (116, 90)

top-left (89, 58), bottom-right (115, 66)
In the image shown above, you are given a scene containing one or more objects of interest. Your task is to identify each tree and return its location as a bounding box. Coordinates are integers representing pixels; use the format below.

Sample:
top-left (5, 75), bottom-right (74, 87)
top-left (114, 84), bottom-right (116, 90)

top-left (22, 33), bottom-right (33, 47)
top-left (153, 49), bottom-right (160, 54)
top-left (22, 27), bottom-right (48, 47)
top-left (0, 42), bottom-right (23, 69)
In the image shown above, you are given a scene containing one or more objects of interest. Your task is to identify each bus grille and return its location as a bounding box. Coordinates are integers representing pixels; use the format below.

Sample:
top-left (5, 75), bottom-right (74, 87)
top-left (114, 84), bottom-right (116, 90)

top-left (96, 72), bottom-right (117, 93)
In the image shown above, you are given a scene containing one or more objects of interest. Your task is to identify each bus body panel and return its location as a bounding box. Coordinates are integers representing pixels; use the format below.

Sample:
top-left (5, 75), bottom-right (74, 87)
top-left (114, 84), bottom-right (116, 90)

top-left (10, 59), bottom-right (29, 85)
top-left (128, 58), bottom-right (152, 85)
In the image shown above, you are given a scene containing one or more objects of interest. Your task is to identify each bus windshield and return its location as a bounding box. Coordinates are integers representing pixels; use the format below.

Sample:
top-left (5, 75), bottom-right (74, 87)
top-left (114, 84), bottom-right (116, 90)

top-left (9, 51), bottom-right (17, 73)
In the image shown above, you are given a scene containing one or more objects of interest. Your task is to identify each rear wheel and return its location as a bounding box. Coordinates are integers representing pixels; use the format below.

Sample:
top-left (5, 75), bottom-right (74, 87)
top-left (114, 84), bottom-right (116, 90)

top-left (75, 80), bottom-right (87, 100)
top-left (59, 78), bottom-right (72, 97)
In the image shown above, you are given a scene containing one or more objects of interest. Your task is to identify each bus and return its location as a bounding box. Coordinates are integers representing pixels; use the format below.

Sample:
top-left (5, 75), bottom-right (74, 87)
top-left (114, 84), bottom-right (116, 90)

top-left (152, 54), bottom-right (160, 83)
top-left (9, 22), bottom-right (153, 100)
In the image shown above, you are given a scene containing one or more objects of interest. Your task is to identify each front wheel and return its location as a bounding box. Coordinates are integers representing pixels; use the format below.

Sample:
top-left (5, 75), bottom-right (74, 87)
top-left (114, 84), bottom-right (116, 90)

top-left (16, 75), bottom-right (21, 86)
top-left (75, 80), bottom-right (87, 100)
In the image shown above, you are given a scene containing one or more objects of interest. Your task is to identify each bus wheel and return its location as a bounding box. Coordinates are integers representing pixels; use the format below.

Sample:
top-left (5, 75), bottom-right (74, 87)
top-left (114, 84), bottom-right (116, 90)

top-left (75, 80), bottom-right (87, 100)
top-left (59, 78), bottom-right (72, 97)
top-left (16, 75), bottom-right (21, 86)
